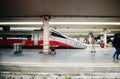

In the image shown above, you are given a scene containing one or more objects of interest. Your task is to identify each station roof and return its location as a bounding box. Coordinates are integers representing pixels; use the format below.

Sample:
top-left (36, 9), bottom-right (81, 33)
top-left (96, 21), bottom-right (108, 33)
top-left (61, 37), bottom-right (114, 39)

top-left (0, 0), bottom-right (120, 17)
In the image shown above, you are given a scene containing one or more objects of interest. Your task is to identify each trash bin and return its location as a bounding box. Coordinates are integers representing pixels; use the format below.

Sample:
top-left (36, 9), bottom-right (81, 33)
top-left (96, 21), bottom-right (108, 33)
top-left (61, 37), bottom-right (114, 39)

top-left (13, 43), bottom-right (23, 54)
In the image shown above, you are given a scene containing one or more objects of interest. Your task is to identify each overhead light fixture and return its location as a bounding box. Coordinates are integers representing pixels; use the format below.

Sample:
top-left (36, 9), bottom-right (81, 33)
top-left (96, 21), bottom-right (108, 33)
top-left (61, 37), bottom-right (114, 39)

top-left (0, 22), bottom-right (120, 25)
top-left (0, 22), bottom-right (42, 25)
top-left (50, 22), bottom-right (120, 25)
top-left (11, 27), bottom-right (41, 30)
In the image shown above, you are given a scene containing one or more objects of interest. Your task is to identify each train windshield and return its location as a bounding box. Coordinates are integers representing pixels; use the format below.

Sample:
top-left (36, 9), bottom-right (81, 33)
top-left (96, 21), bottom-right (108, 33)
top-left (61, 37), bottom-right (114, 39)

top-left (50, 28), bottom-right (67, 39)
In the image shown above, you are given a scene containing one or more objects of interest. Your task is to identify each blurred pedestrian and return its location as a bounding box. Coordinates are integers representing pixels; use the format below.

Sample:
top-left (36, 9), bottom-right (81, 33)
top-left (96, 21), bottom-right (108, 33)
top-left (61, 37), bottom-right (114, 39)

top-left (50, 46), bottom-right (56, 55)
top-left (91, 36), bottom-right (96, 53)
top-left (112, 33), bottom-right (120, 60)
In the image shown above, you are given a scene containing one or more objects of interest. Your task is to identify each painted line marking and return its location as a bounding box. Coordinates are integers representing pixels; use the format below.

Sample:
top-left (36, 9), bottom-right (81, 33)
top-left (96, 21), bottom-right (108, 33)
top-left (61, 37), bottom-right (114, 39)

top-left (0, 62), bottom-right (120, 67)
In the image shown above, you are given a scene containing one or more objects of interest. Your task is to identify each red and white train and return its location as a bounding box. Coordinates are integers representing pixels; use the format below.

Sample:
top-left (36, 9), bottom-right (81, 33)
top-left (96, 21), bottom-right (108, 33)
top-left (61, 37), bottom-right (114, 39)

top-left (0, 28), bottom-right (87, 49)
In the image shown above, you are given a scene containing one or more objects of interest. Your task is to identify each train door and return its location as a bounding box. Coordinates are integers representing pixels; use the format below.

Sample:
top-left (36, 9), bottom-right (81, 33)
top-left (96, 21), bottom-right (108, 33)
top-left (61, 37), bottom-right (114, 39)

top-left (33, 34), bottom-right (39, 45)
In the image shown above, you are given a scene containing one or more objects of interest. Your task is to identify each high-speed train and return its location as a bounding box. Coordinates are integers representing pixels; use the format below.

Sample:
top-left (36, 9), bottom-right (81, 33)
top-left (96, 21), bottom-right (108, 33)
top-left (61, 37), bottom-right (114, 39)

top-left (0, 28), bottom-right (87, 49)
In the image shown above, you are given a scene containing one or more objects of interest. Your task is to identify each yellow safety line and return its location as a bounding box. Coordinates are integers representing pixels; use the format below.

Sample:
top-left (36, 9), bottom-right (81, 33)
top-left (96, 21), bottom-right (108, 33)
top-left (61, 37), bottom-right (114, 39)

top-left (0, 62), bottom-right (120, 67)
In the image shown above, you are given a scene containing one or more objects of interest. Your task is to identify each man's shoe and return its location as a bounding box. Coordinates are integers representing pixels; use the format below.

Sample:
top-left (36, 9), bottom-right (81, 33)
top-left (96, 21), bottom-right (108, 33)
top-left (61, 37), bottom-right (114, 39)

top-left (113, 56), bottom-right (115, 58)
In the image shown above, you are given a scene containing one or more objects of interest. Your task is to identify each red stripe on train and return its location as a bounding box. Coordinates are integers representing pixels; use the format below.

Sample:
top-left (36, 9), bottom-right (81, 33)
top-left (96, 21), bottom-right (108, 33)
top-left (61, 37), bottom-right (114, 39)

top-left (0, 40), bottom-right (23, 46)
top-left (0, 40), bottom-right (73, 48)
top-left (24, 40), bottom-right (34, 46)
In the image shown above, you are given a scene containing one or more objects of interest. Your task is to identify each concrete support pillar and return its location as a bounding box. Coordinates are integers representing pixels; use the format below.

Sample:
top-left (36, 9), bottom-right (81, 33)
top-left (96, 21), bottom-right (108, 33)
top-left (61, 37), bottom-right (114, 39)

top-left (31, 34), bottom-right (34, 41)
top-left (88, 34), bottom-right (91, 43)
top-left (103, 29), bottom-right (107, 48)
top-left (43, 16), bottom-right (50, 54)
top-left (77, 36), bottom-right (79, 41)
top-left (33, 34), bottom-right (38, 45)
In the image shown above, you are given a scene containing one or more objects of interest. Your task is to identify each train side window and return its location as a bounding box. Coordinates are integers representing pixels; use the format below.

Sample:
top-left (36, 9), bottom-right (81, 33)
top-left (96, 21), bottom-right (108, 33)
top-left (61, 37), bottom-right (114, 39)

top-left (51, 32), bottom-right (66, 39)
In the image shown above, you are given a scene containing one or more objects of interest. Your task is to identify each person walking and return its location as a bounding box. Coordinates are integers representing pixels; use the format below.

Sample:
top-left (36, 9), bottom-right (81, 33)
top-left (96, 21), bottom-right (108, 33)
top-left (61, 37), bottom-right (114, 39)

top-left (112, 33), bottom-right (120, 60)
top-left (91, 36), bottom-right (96, 53)
top-left (50, 46), bottom-right (56, 55)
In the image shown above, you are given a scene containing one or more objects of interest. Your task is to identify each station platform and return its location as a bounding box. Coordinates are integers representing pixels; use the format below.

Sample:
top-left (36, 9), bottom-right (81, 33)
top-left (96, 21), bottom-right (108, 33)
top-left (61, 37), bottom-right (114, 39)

top-left (0, 47), bottom-right (120, 79)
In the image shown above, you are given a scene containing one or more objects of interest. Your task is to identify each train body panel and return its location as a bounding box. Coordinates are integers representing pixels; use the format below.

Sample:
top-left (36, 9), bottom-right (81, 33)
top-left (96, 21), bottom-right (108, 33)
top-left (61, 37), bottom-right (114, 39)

top-left (0, 40), bottom-right (74, 48)
top-left (24, 40), bottom-right (34, 46)
top-left (0, 28), bottom-right (87, 49)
